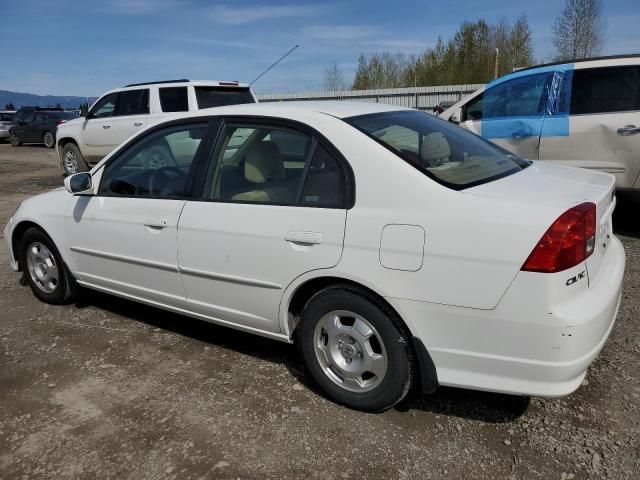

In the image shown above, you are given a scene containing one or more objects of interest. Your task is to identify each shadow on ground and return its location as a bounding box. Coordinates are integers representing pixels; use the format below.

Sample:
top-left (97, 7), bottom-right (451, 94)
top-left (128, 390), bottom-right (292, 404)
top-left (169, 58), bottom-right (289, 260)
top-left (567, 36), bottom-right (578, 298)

top-left (74, 289), bottom-right (529, 423)
top-left (613, 192), bottom-right (640, 239)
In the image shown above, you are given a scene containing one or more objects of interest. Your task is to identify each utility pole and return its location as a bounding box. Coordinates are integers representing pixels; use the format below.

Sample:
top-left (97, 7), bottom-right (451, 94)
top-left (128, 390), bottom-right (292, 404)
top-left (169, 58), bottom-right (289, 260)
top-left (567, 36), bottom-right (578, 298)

top-left (494, 48), bottom-right (500, 79)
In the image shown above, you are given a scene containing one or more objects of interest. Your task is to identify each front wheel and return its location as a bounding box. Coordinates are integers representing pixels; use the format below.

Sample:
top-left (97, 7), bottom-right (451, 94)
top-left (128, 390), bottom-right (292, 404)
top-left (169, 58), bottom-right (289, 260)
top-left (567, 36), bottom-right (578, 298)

top-left (9, 132), bottom-right (21, 147)
top-left (298, 286), bottom-right (414, 412)
top-left (43, 131), bottom-right (55, 148)
top-left (19, 227), bottom-right (74, 304)
top-left (61, 142), bottom-right (89, 176)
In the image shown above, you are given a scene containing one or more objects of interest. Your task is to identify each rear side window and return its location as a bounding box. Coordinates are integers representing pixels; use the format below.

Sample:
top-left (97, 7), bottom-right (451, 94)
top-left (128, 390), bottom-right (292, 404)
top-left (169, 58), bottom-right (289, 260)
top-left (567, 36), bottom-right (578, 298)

top-left (195, 87), bottom-right (254, 109)
top-left (118, 89), bottom-right (149, 116)
top-left (571, 66), bottom-right (640, 115)
top-left (159, 87), bottom-right (189, 112)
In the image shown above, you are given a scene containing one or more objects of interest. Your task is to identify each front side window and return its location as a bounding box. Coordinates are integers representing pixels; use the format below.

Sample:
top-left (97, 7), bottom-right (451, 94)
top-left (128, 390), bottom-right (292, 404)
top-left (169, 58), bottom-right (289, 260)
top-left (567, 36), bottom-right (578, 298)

top-left (159, 87), bottom-right (189, 112)
top-left (90, 93), bottom-right (119, 119)
top-left (195, 87), bottom-right (254, 109)
top-left (99, 123), bottom-right (208, 198)
top-left (206, 124), bottom-right (346, 207)
top-left (118, 89), bottom-right (150, 116)
top-left (22, 113), bottom-right (36, 124)
top-left (571, 66), bottom-right (640, 115)
top-left (478, 72), bottom-right (553, 120)
top-left (347, 110), bottom-right (530, 190)
top-left (462, 93), bottom-right (484, 121)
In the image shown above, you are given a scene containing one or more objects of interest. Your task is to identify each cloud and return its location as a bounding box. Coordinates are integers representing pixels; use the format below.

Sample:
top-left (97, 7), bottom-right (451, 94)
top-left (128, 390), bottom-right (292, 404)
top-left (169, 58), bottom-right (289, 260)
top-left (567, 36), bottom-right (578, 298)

top-left (302, 25), bottom-right (375, 42)
top-left (105, 0), bottom-right (184, 14)
top-left (209, 4), bottom-right (321, 25)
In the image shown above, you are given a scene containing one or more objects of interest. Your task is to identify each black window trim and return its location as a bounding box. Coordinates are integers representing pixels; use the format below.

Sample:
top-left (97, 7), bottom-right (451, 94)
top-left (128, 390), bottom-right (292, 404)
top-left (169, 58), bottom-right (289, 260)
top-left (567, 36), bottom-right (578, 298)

top-left (192, 115), bottom-right (355, 209)
top-left (159, 86), bottom-right (190, 113)
top-left (92, 118), bottom-right (220, 200)
top-left (344, 111), bottom-right (530, 192)
top-left (569, 65), bottom-right (640, 117)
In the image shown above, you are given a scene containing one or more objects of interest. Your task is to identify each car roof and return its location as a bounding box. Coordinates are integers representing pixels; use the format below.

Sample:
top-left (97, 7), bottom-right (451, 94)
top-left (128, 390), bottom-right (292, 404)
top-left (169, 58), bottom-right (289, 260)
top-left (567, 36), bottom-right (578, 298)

top-left (186, 101), bottom-right (411, 119)
top-left (119, 80), bottom-right (251, 91)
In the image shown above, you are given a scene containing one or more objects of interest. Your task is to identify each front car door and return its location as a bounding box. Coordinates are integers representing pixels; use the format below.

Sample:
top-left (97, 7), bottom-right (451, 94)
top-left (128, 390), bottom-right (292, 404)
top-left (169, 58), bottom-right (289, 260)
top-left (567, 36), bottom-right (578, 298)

top-left (81, 92), bottom-right (120, 162)
top-left (539, 64), bottom-right (640, 189)
top-left (460, 71), bottom-right (556, 160)
top-left (177, 118), bottom-right (350, 334)
top-left (112, 88), bottom-right (154, 146)
top-left (66, 121), bottom-right (211, 309)
top-left (13, 113), bottom-right (36, 142)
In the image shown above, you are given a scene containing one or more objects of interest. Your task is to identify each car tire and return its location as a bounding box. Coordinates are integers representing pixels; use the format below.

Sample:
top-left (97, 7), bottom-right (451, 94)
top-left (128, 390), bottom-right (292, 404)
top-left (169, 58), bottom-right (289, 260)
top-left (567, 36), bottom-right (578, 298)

top-left (43, 131), bottom-right (55, 148)
top-left (297, 285), bottom-right (414, 412)
top-left (19, 227), bottom-right (75, 305)
top-left (61, 142), bottom-right (89, 176)
top-left (9, 132), bottom-right (21, 147)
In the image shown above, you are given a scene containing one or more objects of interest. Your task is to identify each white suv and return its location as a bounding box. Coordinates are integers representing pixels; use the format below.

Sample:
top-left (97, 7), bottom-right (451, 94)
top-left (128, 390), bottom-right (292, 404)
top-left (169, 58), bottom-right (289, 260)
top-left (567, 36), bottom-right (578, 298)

top-left (440, 55), bottom-right (640, 191)
top-left (56, 79), bottom-right (257, 175)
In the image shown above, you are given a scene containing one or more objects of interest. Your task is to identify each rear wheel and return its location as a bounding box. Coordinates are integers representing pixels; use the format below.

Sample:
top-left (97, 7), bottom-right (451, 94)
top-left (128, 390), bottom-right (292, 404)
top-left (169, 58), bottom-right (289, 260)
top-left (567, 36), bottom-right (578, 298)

top-left (43, 131), bottom-right (55, 148)
top-left (19, 227), bottom-right (74, 304)
top-left (9, 132), bottom-right (21, 147)
top-left (298, 285), bottom-right (414, 412)
top-left (61, 142), bottom-right (89, 176)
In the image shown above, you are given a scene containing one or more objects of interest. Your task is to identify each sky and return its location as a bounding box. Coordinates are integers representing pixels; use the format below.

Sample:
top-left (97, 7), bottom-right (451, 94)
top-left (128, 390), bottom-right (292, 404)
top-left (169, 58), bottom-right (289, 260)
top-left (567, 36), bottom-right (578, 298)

top-left (1, 0), bottom-right (639, 97)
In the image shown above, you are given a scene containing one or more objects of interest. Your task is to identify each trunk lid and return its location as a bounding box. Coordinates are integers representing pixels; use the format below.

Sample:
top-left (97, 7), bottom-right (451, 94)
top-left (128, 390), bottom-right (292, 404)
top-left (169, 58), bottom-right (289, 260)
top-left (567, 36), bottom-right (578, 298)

top-left (466, 161), bottom-right (616, 283)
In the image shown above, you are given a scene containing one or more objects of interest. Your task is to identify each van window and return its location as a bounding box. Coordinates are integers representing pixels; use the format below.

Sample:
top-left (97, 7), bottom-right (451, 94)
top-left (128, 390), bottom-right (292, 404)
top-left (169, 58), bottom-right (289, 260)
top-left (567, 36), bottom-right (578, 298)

top-left (159, 87), bottom-right (189, 112)
top-left (571, 66), bottom-right (640, 115)
top-left (195, 87), bottom-right (254, 108)
top-left (118, 89), bottom-right (150, 116)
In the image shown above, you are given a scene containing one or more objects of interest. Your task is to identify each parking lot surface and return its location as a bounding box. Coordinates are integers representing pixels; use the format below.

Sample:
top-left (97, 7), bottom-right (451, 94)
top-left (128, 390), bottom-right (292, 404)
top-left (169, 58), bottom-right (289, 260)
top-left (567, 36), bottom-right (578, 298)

top-left (0, 144), bottom-right (639, 479)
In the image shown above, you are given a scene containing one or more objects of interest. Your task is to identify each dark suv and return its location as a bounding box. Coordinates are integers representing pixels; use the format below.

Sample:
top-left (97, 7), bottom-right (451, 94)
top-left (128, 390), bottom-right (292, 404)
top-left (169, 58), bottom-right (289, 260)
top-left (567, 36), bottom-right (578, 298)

top-left (9, 111), bottom-right (79, 148)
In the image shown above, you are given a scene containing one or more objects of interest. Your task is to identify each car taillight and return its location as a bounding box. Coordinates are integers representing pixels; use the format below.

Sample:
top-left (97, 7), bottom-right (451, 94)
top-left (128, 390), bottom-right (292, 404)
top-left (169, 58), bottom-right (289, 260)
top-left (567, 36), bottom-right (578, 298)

top-left (56, 120), bottom-right (67, 125)
top-left (521, 202), bottom-right (596, 273)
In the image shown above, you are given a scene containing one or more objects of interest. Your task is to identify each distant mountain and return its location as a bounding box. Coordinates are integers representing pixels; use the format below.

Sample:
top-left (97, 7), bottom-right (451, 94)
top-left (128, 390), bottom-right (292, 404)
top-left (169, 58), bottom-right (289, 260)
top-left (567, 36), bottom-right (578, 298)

top-left (0, 90), bottom-right (97, 109)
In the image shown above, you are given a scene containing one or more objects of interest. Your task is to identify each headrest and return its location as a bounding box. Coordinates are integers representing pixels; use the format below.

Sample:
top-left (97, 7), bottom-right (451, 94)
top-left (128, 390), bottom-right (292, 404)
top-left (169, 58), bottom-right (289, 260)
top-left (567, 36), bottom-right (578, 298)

top-left (244, 141), bottom-right (285, 183)
top-left (420, 132), bottom-right (451, 167)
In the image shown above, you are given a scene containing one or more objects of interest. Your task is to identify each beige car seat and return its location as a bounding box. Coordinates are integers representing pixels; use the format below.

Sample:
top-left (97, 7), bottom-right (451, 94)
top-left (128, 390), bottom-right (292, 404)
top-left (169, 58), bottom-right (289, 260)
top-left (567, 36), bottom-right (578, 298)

top-left (232, 141), bottom-right (294, 203)
top-left (420, 132), bottom-right (452, 167)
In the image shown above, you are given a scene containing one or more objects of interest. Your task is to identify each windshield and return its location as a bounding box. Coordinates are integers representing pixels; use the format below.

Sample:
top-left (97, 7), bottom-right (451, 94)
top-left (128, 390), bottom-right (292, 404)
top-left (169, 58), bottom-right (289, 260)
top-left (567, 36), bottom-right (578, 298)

top-left (346, 110), bottom-right (530, 190)
top-left (0, 112), bottom-right (15, 122)
top-left (53, 111), bottom-right (80, 119)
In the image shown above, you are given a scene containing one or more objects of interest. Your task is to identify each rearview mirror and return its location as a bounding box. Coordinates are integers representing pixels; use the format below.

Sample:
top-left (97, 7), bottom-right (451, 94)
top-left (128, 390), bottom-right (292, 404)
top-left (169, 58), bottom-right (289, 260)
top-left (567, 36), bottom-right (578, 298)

top-left (64, 172), bottom-right (93, 194)
top-left (449, 106), bottom-right (462, 124)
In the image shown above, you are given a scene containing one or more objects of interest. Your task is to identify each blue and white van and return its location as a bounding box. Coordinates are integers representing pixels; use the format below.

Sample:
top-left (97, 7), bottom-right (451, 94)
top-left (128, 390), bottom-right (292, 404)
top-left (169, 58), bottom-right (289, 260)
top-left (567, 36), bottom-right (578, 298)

top-left (441, 55), bottom-right (640, 190)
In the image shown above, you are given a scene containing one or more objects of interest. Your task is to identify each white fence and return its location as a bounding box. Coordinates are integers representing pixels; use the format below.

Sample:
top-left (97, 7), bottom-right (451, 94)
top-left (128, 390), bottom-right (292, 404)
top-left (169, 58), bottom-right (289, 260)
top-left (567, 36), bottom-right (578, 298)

top-left (257, 84), bottom-right (483, 111)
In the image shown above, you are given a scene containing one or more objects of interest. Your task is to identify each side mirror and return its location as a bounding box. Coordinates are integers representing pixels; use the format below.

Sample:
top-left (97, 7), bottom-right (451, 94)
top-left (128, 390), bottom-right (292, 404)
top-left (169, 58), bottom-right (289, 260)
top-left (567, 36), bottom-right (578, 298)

top-left (64, 172), bottom-right (93, 194)
top-left (449, 106), bottom-right (462, 124)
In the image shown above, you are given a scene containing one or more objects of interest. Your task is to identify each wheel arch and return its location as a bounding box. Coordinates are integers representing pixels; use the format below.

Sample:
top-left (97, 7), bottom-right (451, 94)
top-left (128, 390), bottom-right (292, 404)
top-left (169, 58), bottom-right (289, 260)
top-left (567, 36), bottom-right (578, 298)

top-left (284, 274), bottom-right (439, 395)
top-left (10, 220), bottom-right (48, 270)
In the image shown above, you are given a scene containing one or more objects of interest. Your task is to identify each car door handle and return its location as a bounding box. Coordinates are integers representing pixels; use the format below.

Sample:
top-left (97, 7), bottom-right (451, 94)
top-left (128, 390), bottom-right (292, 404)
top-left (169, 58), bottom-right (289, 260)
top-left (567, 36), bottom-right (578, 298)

top-left (285, 231), bottom-right (323, 245)
top-left (134, 122), bottom-right (144, 127)
top-left (617, 125), bottom-right (640, 136)
top-left (102, 125), bottom-right (111, 129)
top-left (144, 217), bottom-right (168, 228)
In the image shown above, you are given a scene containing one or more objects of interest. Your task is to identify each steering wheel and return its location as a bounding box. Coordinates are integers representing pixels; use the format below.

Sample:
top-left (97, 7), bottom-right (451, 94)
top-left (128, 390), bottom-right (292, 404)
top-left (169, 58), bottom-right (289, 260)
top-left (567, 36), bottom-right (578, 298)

top-left (148, 166), bottom-right (187, 196)
top-left (142, 144), bottom-right (177, 170)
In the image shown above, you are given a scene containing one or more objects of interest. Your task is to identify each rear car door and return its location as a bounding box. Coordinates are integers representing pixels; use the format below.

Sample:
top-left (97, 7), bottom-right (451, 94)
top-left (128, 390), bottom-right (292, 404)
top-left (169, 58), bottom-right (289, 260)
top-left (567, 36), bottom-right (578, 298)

top-left (460, 71), bottom-right (554, 160)
top-left (177, 118), bottom-right (349, 333)
top-left (14, 113), bottom-right (36, 142)
top-left (538, 64), bottom-right (640, 189)
top-left (66, 121), bottom-right (211, 308)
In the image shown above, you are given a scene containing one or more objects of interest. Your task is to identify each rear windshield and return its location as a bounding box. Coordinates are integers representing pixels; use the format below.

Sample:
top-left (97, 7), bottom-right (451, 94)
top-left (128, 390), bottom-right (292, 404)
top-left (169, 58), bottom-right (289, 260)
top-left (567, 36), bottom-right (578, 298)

top-left (346, 110), bottom-right (530, 190)
top-left (0, 112), bottom-right (15, 122)
top-left (194, 86), bottom-right (255, 109)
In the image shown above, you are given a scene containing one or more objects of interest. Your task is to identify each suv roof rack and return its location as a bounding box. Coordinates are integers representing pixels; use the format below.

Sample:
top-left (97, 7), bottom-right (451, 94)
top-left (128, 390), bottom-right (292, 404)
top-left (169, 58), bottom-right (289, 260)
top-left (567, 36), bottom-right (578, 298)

top-left (123, 79), bottom-right (190, 88)
top-left (513, 53), bottom-right (640, 74)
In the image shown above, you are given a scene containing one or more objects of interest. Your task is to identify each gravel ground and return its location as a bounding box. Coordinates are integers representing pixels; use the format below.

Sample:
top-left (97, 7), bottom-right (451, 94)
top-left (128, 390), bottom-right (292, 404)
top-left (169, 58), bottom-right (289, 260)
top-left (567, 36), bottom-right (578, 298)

top-left (0, 144), bottom-right (638, 479)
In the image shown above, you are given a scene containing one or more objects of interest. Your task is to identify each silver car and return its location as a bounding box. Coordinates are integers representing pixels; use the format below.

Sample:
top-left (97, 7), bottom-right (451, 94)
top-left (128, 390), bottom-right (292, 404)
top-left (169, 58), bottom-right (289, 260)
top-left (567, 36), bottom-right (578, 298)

top-left (0, 111), bottom-right (16, 140)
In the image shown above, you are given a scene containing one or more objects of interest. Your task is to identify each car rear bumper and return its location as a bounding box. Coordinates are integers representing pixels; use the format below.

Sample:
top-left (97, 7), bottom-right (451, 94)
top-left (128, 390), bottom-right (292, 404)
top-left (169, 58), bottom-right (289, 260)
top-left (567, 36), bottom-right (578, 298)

top-left (388, 236), bottom-right (625, 397)
top-left (0, 129), bottom-right (9, 139)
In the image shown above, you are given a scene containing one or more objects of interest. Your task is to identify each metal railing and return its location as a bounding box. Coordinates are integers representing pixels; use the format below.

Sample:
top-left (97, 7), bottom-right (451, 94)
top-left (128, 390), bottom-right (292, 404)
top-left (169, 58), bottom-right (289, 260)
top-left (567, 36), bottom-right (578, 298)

top-left (257, 84), bottom-right (483, 111)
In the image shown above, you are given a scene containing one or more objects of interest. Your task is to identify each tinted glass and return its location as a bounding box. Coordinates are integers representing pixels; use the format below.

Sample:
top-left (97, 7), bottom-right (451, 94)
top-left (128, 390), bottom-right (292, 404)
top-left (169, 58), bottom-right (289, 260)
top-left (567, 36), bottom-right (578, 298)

top-left (0, 113), bottom-right (15, 122)
top-left (571, 66), bottom-right (640, 115)
top-left (207, 125), bottom-right (313, 204)
top-left (22, 113), bottom-right (36, 123)
top-left (159, 87), bottom-right (189, 112)
top-left (347, 110), bottom-right (530, 190)
top-left (481, 72), bottom-right (552, 119)
top-left (91, 93), bottom-right (119, 118)
top-left (463, 93), bottom-right (484, 121)
top-left (118, 89), bottom-right (150, 116)
top-left (99, 124), bottom-right (207, 198)
top-left (52, 111), bottom-right (80, 120)
top-left (195, 87), bottom-right (254, 109)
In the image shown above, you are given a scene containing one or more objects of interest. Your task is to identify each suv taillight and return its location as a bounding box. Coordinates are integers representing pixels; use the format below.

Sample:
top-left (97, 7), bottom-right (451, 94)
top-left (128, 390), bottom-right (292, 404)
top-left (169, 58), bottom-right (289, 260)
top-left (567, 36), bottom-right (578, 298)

top-left (56, 119), bottom-right (67, 125)
top-left (522, 202), bottom-right (596, 273)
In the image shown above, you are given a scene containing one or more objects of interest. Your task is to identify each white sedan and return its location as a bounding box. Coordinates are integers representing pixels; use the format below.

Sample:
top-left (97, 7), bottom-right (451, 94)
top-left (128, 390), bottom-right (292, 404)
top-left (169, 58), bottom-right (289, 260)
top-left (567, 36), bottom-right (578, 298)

top-left (4, 102), bottom-right (625, 411)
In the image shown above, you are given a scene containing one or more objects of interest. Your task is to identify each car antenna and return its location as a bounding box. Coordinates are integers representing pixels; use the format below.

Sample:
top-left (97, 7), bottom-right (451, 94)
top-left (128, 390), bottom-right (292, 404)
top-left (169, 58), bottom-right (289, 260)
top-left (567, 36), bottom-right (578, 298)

top-left (250, 45), bottom-right (299, 86)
